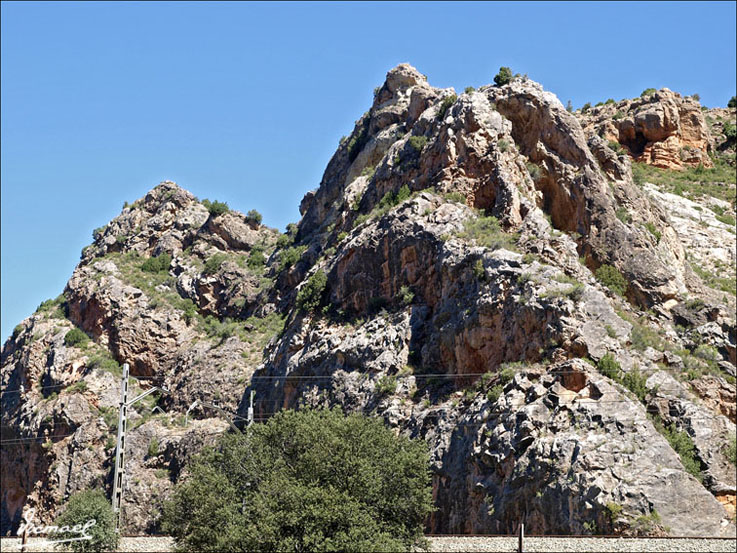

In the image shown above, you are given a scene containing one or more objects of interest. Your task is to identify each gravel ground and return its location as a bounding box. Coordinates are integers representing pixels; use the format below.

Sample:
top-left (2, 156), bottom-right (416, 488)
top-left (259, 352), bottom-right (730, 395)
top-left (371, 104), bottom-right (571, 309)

top-left (0, 536), bottom-right (173, 552)
top-left (429, 536), bottom-right (737, 552)
top-left (2, 535), bottom-right (735, 552)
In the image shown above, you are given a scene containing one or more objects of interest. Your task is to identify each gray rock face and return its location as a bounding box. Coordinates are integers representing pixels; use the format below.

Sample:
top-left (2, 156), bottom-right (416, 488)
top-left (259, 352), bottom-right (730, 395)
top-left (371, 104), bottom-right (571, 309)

top-left (2, 66), bottom-right (735, 538)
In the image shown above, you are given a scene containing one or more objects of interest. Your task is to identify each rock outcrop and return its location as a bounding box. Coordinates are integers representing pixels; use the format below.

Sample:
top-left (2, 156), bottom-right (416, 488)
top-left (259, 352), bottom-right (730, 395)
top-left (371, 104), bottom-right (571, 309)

top-left (578, 89), bottom-right (714, 170)
top-left (3, 66), bottom-right (736, 538)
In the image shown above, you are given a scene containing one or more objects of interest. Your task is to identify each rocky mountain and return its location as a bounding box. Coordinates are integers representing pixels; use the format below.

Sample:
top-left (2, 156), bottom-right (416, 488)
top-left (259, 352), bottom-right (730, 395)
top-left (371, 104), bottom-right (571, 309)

top-left (2, 64), bottom-right (736, 538)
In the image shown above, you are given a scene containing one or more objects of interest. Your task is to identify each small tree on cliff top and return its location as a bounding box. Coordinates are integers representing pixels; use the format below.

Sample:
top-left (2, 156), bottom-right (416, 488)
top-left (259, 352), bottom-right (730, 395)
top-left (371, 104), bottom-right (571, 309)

top-left (493, 66), bottom-right (513, 86)
top-left (162, 408), bottom-right (434, 552)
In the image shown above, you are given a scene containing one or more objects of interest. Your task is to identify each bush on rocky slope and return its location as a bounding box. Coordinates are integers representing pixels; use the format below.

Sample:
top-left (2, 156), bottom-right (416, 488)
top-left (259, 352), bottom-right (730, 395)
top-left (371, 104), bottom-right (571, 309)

top-left (52, 489), bottom-right (118, 552)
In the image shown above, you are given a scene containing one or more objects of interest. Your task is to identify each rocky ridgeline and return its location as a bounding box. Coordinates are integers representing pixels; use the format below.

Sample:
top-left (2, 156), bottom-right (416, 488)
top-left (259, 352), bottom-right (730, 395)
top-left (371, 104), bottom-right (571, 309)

top-left (2, 65), bottom-right (736, 537)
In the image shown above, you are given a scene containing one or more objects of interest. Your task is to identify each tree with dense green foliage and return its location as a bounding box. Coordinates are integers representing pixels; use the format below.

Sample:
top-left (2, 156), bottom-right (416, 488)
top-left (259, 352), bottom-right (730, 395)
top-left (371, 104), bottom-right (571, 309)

top-left (247, 245), bottom-right (266, 270)
top-left (140, 252), bottom-right (172, 273)
top-left (52, 489), bottom-right (118, 552)
top-left (597, 353), bottom-right (621, 380)
top-left (162, 408), bottom-right (434, 552)
top-left (202, 199), bottom-right (230, 217)
top-left (296, 269), bottom-right (327, 312)
top-left (724, 121), bottom-right (736, 143)
top-left (728, 96), bottom-right (736, 108)
top-left (408, 135), bottom-right (428, 152)
top-left (245, 209), bottom-right (262, 226)
top-left (595, 264), bottom-right (627, 296)
top-left (493, 66), bottom-right (513, 87)
top-left (64, 328), bottom-right (89, 348)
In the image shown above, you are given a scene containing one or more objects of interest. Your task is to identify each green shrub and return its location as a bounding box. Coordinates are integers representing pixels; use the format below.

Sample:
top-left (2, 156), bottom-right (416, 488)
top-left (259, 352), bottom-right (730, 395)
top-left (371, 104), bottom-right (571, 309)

top-left (661, 421), bottom-right (702, 480)
top-left (296, 269), bottom-right (327, 312)
top-left (437, 94), bottom-right (457, 119)
top-left (247, 246), bottom-right (266, 270)
top-left (595, 264), bottom-right (627, 296)
top-left (147, 437), bottom-right (159, 458)
top-left (605, 98), bottom-right (615, 105)
top-left (92, 226), bottom-right (107, 240)
top-left (612, 111), bottom-right (624, 121)
top-left (200, 315), bottom-right (239, 342)
top-left (52, 489), bottom-right (118, 552)
top-left (724, 122), bottom-right (736, 143)
top-left (621, 367), bottom-right (648, 402)
top-left (36, 295), bottom-right (66, 316)
top-left (140, 252), bottom-right (172, 274)
top-left (565, 282), bottom-right (585, 302)
top-left (87, 351), bottom-right (121, 376)
top-left (693, 344), bottom-right (720, 362)
top-left (245, 209), bottom-right (262, 226)
top-left (464, 86), bottom-right (475, 94)
top-left (487, 384), bottom-right (503, 403)
top-left (376, 375), bottom-right (398, 396)
top-left (526, 161), bottom-right (542, 181)
top-left (728, 96), bottom-right (736, 108)
top-left (632, 509), bottom-right (662, 535)
top-left (457, 216), bottom-right (517, 251)
top-left (597, 354), bottom-right (622, 380)
top-left (615, 207), bottom-right (632, 224)
top-left (202, 199), bottom-right (229, 217)
top-left (66, 380), bottom-right (88, 394)
top-left (399, 285), bottom-right (414, 305)
top-left (498, 139), bottom-right (509, 152)
top-left (725, 437), bottom-right (736, 465)
top-left (641, 88), bottom-right (657, 97)
top-left (395, 184), bottom-right (411, 204)
top-left (444, 191), bottom-right (467, 204)
top-left (64, 328), bottom-right (89, 348)
top-left (408, 135), bottom-right (428, 152)
top-left (493, 66), bottom-right (513, 87)
top-left (361, 165), bottom-right (376, 178)
top-left (347, 124), bottom-right (369, 162)
top-left (203, 252), bottom-right (228, 275)
top-left (279, 245), bottom-right (307, 272)
top-left (473, 259), bottom-right (486, 281)
top-left (644, 222), bottom-right (662, 243)
top-left (608, 140), bottom-right (624, 154)
top-left (162, 408), bottom-right (433, 552)
top-left (498, 365), bottom-right (516, 385)
top-left (629, 321), bottom-right (663, 351)
top-left (276, 232), bottom-right (292, 249)
top-left (605, 502), bottom-right (623, 522)
top-left (182, 299), bottom-right (198, 325)
top-left (581, 102), bottom-right (592, 113)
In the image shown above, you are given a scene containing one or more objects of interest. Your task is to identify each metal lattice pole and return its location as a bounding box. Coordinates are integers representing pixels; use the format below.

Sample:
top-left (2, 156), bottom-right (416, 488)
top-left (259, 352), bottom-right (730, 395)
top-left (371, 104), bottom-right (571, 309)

top-left (111, 362), bottom-right (129, 531)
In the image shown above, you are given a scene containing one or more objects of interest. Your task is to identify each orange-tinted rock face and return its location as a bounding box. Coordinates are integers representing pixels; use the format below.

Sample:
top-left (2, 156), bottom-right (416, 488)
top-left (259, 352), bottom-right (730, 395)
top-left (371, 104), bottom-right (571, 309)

top-left (579, 89), bottom-right (713, 170)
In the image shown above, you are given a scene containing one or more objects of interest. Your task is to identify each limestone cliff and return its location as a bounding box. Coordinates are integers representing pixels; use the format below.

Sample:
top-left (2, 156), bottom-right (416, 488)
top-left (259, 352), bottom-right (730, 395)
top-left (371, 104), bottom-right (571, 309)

top-left (2, 65), bottom-right (736, 537)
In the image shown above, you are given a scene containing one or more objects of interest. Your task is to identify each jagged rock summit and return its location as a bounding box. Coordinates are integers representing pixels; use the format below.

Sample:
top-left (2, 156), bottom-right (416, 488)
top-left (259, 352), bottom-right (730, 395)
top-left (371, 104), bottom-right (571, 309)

top-left (2, 64), bottom-right (736, 538)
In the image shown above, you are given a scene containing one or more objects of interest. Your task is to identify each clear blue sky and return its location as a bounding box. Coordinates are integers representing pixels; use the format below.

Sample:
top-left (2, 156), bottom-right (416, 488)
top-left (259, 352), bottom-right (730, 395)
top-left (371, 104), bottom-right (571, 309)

top-left (2, 1), bottom-right (736, 341)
